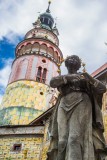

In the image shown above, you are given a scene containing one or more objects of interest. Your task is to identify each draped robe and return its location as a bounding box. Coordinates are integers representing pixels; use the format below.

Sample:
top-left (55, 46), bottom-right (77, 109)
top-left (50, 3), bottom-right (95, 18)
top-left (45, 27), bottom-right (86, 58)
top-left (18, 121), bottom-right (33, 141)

top-left (47, 74), bottom-right (106, 160)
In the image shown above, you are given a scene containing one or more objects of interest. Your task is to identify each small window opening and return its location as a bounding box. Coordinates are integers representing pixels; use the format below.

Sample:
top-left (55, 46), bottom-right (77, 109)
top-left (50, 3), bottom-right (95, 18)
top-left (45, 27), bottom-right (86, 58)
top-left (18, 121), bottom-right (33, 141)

top-left (40, 92), bottom-right (43, 95)
top-left (13, 144), bottom-right (22, 152)
top-left (42, 68), bottom-right (47, 83)
top-left (42, 59), bottom-right (46, 63)
top-left (36, 67), bottom-right (42, 82)
top-left (44, 18), bottom-right (48, 24)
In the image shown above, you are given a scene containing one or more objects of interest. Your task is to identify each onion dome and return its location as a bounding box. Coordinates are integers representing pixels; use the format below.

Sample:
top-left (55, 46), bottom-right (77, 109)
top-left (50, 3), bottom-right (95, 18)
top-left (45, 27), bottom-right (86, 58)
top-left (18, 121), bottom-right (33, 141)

top-left (39, 1), bottom-right (54, 30)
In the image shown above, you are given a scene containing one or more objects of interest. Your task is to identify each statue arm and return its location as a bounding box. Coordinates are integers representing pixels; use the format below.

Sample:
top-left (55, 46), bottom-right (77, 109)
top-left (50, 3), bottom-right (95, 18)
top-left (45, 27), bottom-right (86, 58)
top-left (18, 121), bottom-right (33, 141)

top-left (50, 76), bottom-right (67, 88)
top-left (92, 79), bottom-right (106, 94)
top-left (82, 72), bottom-right (106, 94)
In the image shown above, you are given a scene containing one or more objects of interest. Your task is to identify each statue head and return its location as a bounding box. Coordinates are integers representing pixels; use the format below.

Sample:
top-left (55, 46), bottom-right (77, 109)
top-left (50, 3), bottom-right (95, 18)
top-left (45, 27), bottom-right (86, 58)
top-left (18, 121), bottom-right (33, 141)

top-left (65, 55), bottom-right (81, 73)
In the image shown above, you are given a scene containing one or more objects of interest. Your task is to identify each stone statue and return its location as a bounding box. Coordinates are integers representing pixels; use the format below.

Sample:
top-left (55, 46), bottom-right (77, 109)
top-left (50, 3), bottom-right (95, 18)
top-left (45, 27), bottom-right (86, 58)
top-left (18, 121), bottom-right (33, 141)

top-left (47, 55), bottom-right (107, 160)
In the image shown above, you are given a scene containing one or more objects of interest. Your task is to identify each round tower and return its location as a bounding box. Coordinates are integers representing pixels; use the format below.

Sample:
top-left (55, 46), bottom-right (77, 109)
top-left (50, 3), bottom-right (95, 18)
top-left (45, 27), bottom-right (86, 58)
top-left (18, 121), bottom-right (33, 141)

top-left (0, 2), bottom-right (63, 125)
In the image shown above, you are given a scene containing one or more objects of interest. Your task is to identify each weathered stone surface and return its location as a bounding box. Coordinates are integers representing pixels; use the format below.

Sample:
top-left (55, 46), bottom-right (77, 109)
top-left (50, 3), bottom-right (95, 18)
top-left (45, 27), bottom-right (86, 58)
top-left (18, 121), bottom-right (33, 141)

top-left (0, 126), bottom-right (44, 135)
top-left (47, 55), bottom-right (107, 160)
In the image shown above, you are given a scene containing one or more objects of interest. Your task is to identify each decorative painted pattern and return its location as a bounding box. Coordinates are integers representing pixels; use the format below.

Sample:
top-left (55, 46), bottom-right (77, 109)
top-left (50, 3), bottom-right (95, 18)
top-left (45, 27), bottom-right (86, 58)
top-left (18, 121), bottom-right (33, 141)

top-left (0, 136), bottom-right (43, 160)
top-left (0, 80), bottom-right (56, 125)
top-left (25, 28), bottom-right (59, 46)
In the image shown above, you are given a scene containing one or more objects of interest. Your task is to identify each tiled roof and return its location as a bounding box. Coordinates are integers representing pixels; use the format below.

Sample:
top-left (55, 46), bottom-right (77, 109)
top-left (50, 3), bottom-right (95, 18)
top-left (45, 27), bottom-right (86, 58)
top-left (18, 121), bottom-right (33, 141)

top-left (91, 63), bottom-right (107, 77)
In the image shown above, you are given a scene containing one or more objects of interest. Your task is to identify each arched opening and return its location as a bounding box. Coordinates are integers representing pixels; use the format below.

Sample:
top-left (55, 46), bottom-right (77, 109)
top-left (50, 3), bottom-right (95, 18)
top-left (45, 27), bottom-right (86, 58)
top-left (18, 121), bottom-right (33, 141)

top-left (32, 42), bottom-right (40, 53)
top-left (17, 49), bottom-right (21, 56)
top-left (42, 68), bottom-right (47, 83)
top-left (58, 56), bottom-right (60, 63)
top-left (40, 44), bottom-right (47, 54)
top-left (25, 43), bottom-right (32, 53)
top-left (36, 66), bottom-right (42, 82)
top-left (54, 51), bottom-right (58, 61)
top-left (48, 47), bottom-right (54, 57)
top-left (19, 45), bottom-right (25, 55)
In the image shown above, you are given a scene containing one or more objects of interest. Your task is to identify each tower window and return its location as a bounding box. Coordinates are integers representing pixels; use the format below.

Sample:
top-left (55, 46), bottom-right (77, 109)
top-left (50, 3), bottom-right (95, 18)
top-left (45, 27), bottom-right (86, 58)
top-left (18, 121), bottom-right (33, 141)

top-left (58, 56), bottom-right (60, 63)
top-left (44, 18), bottom-right (48, 25)
top-left (49, 21), bottom-right (52, 28)
top-left (26, 43), bottom-right (32, 53)
top-left (32, 42), bottom-right (40, 53)
top-left (54, 51), bottom-right (58, 62)
top-left (40, 17), bottom-right (44, 23)
top-left (48, 19), bottom-right (50, 24)
top-left (40, 44), bottom-right (47, 54)
top-left (36, 67), bottom-right (47, 84)
top-left (42, 68), bottom-right (47, 83)
top-left (36, 67), bottom-right (42, 82)
top-left (13, 144), bottom-right (22, 152)
top-left (48, 47), bottom-right (54, 57)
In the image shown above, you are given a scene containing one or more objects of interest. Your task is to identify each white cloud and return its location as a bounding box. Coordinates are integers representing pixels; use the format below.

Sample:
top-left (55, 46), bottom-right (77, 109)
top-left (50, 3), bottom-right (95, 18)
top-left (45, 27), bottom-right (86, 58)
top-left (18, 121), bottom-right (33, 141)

top-left (54, 0), bottom-right (107, 73)
top-left (0, 0), bottom-right (107, 73)
top-left (0, 58), bottom-right (13, 104)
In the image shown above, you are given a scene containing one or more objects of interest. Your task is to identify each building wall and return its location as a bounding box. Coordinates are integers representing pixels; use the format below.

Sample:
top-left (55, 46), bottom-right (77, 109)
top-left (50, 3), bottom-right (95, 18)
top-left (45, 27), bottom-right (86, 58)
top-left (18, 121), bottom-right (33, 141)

top-left (0, 80), bottom-right (56, 125)
top-left (102, 91), bottom-right (107, 142)
top-left (0, 135), bottom-right (43, 160)
top-left (0, 54), bottom-right (59, 125)
top-left (9, 55), bottom-right (59, 85)
top-left (41, 121), bottom-right (50, 160)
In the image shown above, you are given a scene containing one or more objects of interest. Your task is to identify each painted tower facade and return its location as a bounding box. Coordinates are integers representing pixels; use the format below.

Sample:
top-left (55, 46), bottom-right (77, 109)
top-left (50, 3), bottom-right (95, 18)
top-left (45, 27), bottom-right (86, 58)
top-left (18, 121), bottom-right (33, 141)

top-left (0, 2), bottom-right (63, 125)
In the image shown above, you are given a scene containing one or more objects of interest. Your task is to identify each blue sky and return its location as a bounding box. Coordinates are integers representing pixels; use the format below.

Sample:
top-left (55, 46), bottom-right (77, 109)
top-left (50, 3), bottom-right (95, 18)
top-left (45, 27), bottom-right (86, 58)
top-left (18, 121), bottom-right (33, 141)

top-left (0, 0), bottom-right (107, 103)
top-left (0, 38), bottom-right (15, 68)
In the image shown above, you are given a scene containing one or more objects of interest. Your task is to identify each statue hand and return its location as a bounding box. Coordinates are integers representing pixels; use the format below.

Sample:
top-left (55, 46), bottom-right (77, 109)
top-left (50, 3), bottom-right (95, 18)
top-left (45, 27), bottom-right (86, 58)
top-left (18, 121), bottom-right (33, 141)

top-left (82, 72), bottom-right (95, 84)
top-left (66, 74), bottom-right (81, 82)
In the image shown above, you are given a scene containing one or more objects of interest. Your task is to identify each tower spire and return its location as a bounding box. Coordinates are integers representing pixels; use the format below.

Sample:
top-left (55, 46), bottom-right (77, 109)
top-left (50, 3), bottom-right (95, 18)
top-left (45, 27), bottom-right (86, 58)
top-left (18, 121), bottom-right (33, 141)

top-left (46, 0), bottom-right (51, 13)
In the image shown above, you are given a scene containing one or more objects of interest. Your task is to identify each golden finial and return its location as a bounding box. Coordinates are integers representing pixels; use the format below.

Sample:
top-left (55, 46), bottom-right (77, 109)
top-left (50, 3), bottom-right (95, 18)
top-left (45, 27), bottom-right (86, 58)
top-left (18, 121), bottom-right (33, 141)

top-left (47, 0), bottom-right (52, 12)
top-left (81, 62), bottom-right (86, 73)
top-left (61, 58), bottom-right (65, 63)
top-left (45, 34), bottom-right (48, 39)
top-left (57, 69), bottom-right (61, 73)
top-left (57, 63), bottom-right (61, 67)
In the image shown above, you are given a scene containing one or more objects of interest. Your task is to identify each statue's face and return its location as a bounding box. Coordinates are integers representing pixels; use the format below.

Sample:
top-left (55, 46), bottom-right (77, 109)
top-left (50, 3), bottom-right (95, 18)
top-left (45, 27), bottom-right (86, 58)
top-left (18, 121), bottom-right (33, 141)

top-left (67, 57), bottom-right (80, 73)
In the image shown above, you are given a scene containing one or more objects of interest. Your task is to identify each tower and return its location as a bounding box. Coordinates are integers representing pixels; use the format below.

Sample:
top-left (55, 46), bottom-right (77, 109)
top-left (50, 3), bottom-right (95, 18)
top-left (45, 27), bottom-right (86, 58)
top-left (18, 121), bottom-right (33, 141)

top-left (0, 1), bottom-right (63, 125)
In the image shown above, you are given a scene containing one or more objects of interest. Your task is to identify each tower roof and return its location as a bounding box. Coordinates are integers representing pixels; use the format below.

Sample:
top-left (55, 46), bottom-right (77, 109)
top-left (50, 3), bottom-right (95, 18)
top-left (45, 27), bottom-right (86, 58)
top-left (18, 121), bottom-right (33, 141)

top-left (39, 1), bottom-right (54, 30)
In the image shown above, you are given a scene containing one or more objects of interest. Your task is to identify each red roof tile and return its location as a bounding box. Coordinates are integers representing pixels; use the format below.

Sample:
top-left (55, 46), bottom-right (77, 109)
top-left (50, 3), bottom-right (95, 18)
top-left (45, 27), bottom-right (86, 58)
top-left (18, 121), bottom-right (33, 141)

top-left (91, 63), bottom-right (107, 77)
